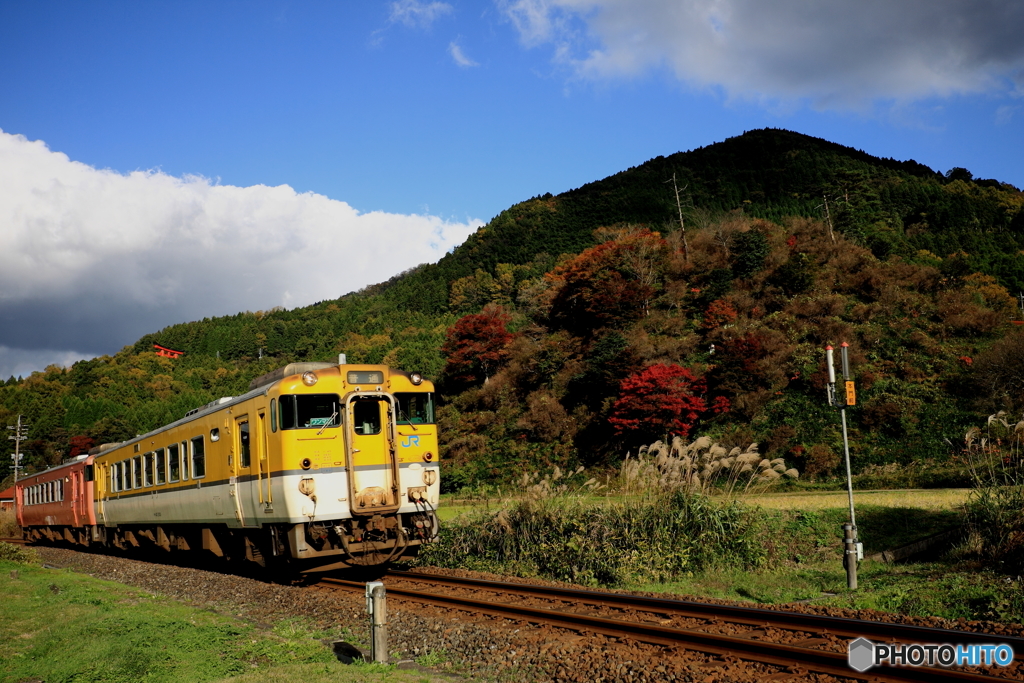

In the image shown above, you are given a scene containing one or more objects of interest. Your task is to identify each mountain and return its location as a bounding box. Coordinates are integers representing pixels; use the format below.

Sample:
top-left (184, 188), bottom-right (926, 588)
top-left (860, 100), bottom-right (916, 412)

top-left (3, 129), bottom-right (1022, 490)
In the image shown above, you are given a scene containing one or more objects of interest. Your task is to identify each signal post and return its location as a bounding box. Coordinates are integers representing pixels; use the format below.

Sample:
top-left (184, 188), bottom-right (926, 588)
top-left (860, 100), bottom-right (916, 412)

top-left (825, 343), bottom-right (862, 590)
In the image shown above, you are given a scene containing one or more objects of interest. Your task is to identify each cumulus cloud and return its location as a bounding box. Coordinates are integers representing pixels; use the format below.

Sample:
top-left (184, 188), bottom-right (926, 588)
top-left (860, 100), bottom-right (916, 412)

top-left (389, 0), bottom-right (453, 28)
top-left (449, 41), bottom-right (479, 67)
top-left (0, 130), bottom-right (482, 378)
top-left (500, 0), bottom-right (1024, 107)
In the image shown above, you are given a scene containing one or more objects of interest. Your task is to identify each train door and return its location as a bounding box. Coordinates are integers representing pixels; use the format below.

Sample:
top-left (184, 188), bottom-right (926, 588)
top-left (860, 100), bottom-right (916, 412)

top-left (247, 410), bottom-right (271, 514)
top-left (70, 470), bottom-right (80, 526)
top-left (96, 463), bottom-right (106, 525)
top-left (345, 393), bottom-right (400, 513)
top-left (232, 415), bottom-right (255, 527)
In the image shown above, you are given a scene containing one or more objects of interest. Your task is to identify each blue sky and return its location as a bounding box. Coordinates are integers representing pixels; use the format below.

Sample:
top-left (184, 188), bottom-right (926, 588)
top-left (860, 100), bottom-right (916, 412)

top-left (1, 1), bottom-right (1023, 379)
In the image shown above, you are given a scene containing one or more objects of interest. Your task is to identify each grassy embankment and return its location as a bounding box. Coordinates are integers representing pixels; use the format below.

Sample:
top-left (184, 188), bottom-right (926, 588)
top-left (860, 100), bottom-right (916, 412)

top-left (0, 541), bottom-right (454, 683)
top-left (422, 441), bottom-right (1024, 624)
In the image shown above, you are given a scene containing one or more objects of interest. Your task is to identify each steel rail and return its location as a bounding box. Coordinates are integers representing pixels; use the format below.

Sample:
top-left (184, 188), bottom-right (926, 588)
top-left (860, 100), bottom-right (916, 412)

top-left (319, 577), bottom-right (1017, 682)
top-left (388, 570), bottom-right (1024, 654)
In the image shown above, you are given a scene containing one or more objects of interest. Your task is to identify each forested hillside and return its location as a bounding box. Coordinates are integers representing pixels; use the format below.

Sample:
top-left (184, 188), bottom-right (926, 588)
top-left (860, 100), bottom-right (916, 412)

top-left (3, 129), bottom-right (1023, 490)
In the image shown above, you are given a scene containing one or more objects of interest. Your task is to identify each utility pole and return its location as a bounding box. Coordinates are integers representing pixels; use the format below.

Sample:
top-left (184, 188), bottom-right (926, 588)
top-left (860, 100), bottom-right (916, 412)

top-left (6, 415), bottom-right (28, 482)
top-left (665, 173), bottom-right (690, 262)
top-left (825, 343), bottom-right (861, 589)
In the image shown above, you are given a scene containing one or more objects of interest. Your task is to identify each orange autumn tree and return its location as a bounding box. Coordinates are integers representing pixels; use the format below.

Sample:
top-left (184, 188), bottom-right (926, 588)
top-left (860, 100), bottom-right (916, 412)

top-left (545, 228), bottom-right (668, 335)
top-left (441, 305), bottom-right (514, 387)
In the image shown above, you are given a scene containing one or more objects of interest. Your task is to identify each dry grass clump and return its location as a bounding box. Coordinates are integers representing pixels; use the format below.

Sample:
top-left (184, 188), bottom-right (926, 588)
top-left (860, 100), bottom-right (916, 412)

top-left (0, 508), bottom-right (20, 538)
top-left (959, 411), bottom-right (1024, 572)
top-left (516, 465), bottom-right (602, 500)
top-left (618, 435), bottom-right (798, 497)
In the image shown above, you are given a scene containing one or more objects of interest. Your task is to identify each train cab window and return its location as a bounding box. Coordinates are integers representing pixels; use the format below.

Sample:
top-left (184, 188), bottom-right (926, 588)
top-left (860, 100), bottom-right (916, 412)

top-left (154, 448), bottom-right (166, 484)
top-left (352, 398), bottom-right (382, 435)
top-left (84, 464), bottom-right (94, 482)
top-left (239, 421), bottom-right (250, 468)
top-left (270, 399), bottom-right (277, 432)
top-left (180, 441), bottom-right (189, 480)
top-left (168, 444), bottom-right (180, 482)
top-left (395, 392), bottom-right (436, 425)
top-left (278, 394), bottom-right (341, 430)
top-left (132, 456), bottom-right (142, 489)
top-left (143, 453), bottom-right (154, 487)
top-left (191, 435), bottom-right (206, 478)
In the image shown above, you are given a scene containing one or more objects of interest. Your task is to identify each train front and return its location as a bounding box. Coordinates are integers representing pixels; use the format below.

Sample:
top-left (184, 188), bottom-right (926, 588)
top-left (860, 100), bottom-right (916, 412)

top-left (269, 364), bottom-right (440, 571)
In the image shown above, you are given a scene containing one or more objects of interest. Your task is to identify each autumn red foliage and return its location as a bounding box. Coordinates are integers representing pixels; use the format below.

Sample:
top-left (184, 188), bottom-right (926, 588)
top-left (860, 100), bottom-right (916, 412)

top-left (545, 229), bottom-right (667, 333)
top-left (441, 305), bottom-right (514, 386)
top-left (608, 363), bottom-right (728, 442)
top-left (68, 435), bottom-right (95, 458)
top-left (701, 299), bottom-right (738, 330)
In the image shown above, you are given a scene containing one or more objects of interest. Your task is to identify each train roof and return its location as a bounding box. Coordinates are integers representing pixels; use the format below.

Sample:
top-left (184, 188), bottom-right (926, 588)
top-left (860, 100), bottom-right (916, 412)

top-left (15, 453), bottom-right (94, 483)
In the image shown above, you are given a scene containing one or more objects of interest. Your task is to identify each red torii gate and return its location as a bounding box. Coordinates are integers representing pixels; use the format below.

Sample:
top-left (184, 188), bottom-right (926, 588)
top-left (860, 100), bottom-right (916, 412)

top-left (153, 344), bottom-right (184, 359)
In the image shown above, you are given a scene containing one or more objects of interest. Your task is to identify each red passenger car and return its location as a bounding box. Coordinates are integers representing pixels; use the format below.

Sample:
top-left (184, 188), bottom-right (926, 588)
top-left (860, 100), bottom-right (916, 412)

top-left (16, 454), bottom-right (97, 545)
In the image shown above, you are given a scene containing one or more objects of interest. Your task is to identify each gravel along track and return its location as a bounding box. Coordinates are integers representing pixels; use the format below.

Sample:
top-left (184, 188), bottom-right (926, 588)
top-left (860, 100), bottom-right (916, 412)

top-left (28, 547), bottom-right (1024, 683)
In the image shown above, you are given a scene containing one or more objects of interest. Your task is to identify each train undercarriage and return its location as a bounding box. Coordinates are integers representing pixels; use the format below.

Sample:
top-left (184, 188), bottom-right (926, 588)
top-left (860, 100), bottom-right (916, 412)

top-left (21, 509), bottom-right (439, 574)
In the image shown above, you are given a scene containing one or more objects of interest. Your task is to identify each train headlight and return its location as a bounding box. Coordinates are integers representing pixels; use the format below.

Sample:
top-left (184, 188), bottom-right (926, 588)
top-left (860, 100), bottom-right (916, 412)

top-left (423, 469), bottom-right (436, 486)
top-left (410, 372), bottom-right (423, 385)
top-left (301, 371), bottom-right (318, 386)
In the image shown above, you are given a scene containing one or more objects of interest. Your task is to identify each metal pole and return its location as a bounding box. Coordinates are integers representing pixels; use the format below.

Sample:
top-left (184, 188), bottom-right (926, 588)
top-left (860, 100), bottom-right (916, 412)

top-left (365, 581), bottom-right (388, 664)
top-left (7, 415), bottom-right (26, 482)
top-left (840, 407), bottom-right (858, 590)
top-left (826, 345), bottom-right (860, 590)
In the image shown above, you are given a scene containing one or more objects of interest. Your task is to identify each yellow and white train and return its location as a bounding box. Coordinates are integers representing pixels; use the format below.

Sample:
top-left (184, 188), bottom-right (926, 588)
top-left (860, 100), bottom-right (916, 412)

top-left (27, 360), bottom-right (440, 573)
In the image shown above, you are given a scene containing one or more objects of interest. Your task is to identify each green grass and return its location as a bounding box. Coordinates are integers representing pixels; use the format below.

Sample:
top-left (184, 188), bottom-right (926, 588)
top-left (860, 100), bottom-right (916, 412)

top-left (0, 556), bottom-right (457, 683)
top-left (422, 490), bottom-right (1024, 624)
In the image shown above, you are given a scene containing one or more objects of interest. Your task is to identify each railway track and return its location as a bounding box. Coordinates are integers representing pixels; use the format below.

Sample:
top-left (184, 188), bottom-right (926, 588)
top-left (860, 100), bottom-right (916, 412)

top-left (318, 571), bottom-right (1024, 682)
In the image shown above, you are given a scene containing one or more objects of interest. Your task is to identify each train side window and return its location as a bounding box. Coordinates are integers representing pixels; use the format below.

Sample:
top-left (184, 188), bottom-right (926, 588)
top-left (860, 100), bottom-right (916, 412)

top-left (168, 444), bottom-right (180, 482)
top-left (395, 392), bottom-right (436, 424)
top-left (84, 464), bottom-right (94, 482)
top-left (58, 479), bottom-right (63, 501)
top-left (279, 394), bottom-right (341, 430)
top-left (153, 448), bottom-right (165, 485)
top-left (143, 453), bottom-right (154, 487)
top-left (270, 398), bottom-right (277, 432)
top-left (122, 460), bottom-right (131, 491)
top-left (210, 428), bottom-right (220, 442)
top-left (181, 441), bottom-right (189, 480)
top-left (132, 456), bottom-right (142, 489)
top-left (239, 421), bottom-right (250, 468)
top-left (111, 463), bottom-right (120, 492)
top-left (191, 436), bottom-right (206, 478)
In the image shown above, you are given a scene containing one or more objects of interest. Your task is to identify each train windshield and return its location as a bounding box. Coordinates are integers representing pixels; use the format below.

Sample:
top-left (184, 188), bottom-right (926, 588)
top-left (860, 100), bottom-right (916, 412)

top-left (279, 394), bottom-right (341, 430)
top-left (394, 392), bottom-right (435, 425)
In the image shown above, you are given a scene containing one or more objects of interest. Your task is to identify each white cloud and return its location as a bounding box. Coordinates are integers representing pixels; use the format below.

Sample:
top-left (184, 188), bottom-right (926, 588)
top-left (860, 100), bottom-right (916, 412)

top-left (389, 0), bottom-right (453, 28)
top-left (0, 130), bottom-right (482, 378)
top-left (500, 0), bottom-right (1024, 108)
top-left (449, 41), bottom-right (479, 67)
